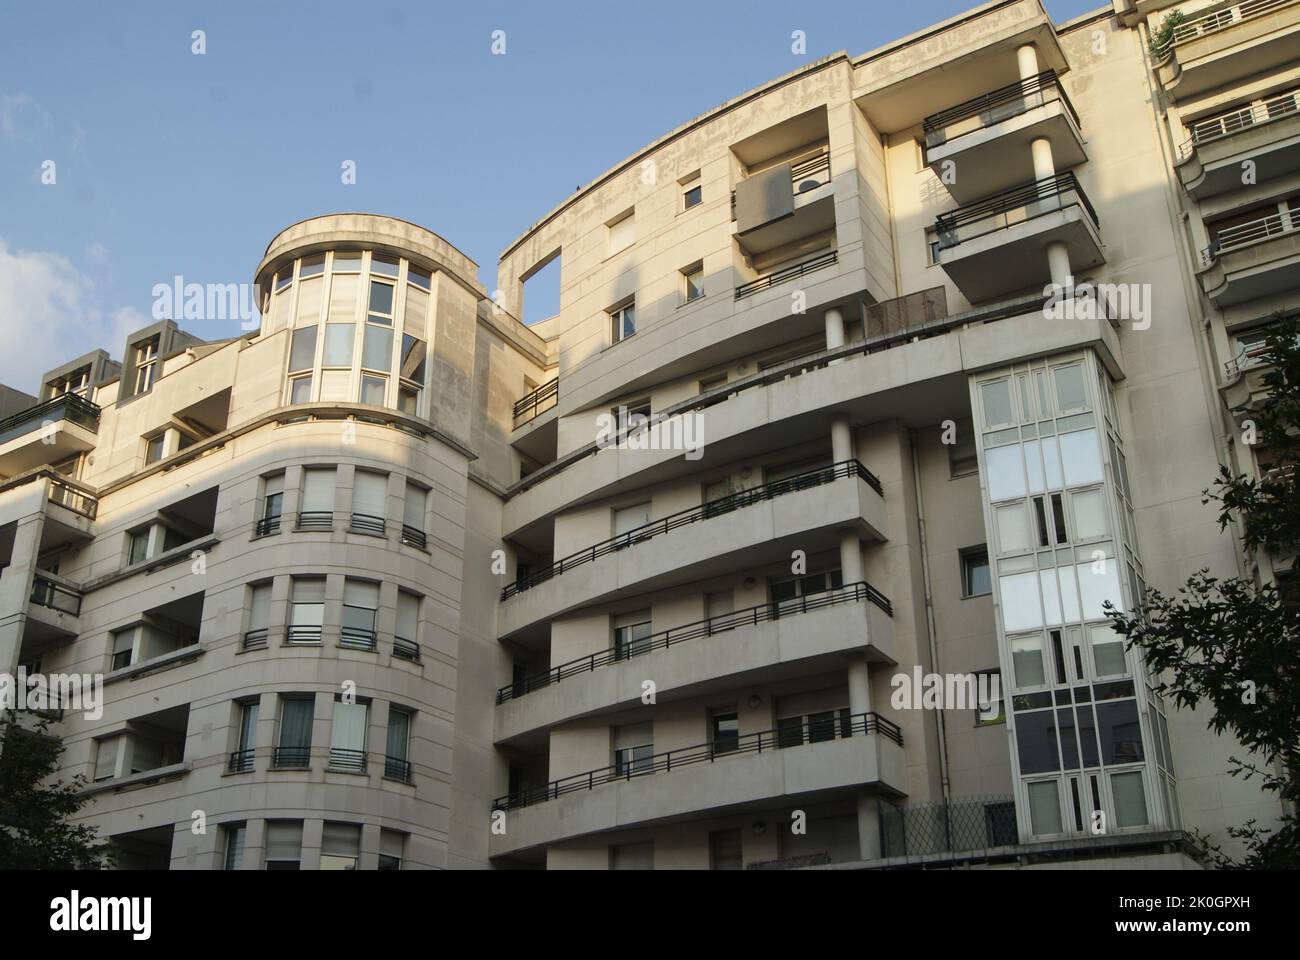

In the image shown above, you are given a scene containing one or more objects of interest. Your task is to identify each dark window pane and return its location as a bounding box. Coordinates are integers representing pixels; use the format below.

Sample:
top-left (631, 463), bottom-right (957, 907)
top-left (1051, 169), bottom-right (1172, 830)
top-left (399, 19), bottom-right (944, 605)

top-left (1015, 710), bottom-right (1061, 774)
top-left (1096, 700), bottom-right (1143, 764)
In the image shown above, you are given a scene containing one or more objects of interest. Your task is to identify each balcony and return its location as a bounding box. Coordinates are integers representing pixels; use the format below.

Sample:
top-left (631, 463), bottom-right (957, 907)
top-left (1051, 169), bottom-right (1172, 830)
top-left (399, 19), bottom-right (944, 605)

top-left (1177, 90), bottom-right (1300, 198)
top-left (499, 460), bottom-right (886, 639)
top-left (489, 711), bottom-right (905, 857)
top-left (228, 748), bottom-right (255, 773)
top-left (271, 746), bottom-right (311, 769)
top-left (25, 573), bottom-right (82, 646)
top-left (735, 250), bottom-right (838, 300)
top-left (1199, 209), bottom-right (1300, 305)
top-left (513, 377), bottom-right (558, 429)
top-left (296, 510), bottom-right (333, 531)
top-left (932, 172), bottom-right (1104, 303)
top-left (0, 394), bottom-right (100, 479)
top-left (349, 513), bottom-right (385, 536)
top-left (495, 584), bottom-right (897, 744)
top-left (732, 153), bottom-right (834, 257)
top-left (399, 524), bottom-right (427, 550)
top-left (384, 755), bottom-right (412, 782)
top-left (1158, 0), bottom-right (1300, 100)
top-left (327, 748), bottom-right (367, 773)
top-left (923, 71), bottom-right (1086, 203)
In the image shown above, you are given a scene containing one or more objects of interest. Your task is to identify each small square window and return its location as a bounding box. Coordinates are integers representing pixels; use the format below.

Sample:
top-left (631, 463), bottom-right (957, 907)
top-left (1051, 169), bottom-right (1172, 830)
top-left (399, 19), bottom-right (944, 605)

top-left (144, 434), bottom-right (165, 464)
top-left (360, 375), bottom-right (387, 406)
top-left (961, 547), bottom-right (991, 598)
top-left (289, 375), bottom-right (313, 404)
top-left (609, 302), bottom-right (636, 344)
top-left (683, 183), bottom-right (702, 210)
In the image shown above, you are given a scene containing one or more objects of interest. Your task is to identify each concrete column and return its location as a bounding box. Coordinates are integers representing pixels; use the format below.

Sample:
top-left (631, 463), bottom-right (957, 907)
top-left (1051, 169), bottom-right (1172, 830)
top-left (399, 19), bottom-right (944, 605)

top-left (840, 535), bottom-right (864, 585)
top-left (1047, 241), bottom-right (1073, 290)
top-left (1030, 136), bottom-right (1056, 182)
top-left (1017, 43), bottom-right (1039, 81)
top-left (824, 307), bottom-right (845, 353)
top-left (830, 415), bottom-right (854, 463)
top-left (857, 793), bottom-right (882, 860)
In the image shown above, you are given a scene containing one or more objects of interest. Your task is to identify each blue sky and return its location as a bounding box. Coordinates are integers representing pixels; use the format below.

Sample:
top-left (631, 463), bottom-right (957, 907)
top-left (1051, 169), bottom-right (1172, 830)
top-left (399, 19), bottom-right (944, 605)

top-left (0, 0), bottom-right (1102, 392)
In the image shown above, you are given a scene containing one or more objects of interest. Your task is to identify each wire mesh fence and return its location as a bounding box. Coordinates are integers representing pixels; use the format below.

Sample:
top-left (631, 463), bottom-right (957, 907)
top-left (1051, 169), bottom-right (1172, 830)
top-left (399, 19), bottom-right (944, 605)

top-left (879, 795), bottom-right (1018, 859)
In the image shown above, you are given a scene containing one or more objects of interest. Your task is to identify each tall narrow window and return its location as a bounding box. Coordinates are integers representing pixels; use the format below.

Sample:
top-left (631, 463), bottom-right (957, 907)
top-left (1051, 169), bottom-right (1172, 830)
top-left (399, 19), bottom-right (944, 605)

top-left (274, 696), bottom-right (314, 768)
top-left (394, 590), bottom-right (421, 662)
top-left (320, 823), bottom-right (362, 870)
top-left (299, 468), bottom-right (334, 529)
top-left (682, 262), bottom-right (704, 303)
top-left (245, 582), bottom-right (271, 649)
top-left (613, 722), bottom-right (653, 776)
top-left (607, 210), bottom-right (635, 255)
top-left (258, 473), bottom-right (284, 535)
top-left (133, 336), bottom-right (161, 395)
top-left (94, 735), bottom-right (123, 781)
top-left (709, 829), bottom-right (742, 870)
top-left (341, 580), bottom-right (379, 650)
top-left (221, 823), bottom-right (247, 870)
top-left (710, 710), bottom-right (740, 755)
top-left (288, 578), bottom-right (325, 644)
top-left (401, 482), bottom-right (427, 548)
top-left (231, 700), bottom-right (258, 771)
top-left (127, 528), bottom-right (150, 565)
top-left (264, 821), bottom-right (303, 870)
top-left (350, 470), bottom-right (387, 535)
top-left (609, 301), bottom-right (636, 344)
top-left (613, 610), bottom-right (652, 659)
top-left (378, 830), bottom-right (405, 870)
top-left (328, 698), bottom-right (368, 771)
top-left (961, 548), bottom-right (991, 597)
top-left (110, 628), bottom-right (136, 671)
top-left (385, 705), bottom-right (412, 781)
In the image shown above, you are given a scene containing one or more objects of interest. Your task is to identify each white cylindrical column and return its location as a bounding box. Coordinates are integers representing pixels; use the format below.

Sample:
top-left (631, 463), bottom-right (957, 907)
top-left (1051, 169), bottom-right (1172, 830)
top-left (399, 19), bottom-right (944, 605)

top-left (1031, 136), bottom-right (1056, 182)
top-left (848, 653), bottom-right (871, 714)
top-left (1047, 241), bottom-right (1072, 290)
top-left (824, 307), bottom-right (845, 352)
top-left (830, 415), bottom-right (854, 463)
top-left (840, 534), bottom-right (864, 586)
top-left (1017, 43), bottom-right (1039, 81)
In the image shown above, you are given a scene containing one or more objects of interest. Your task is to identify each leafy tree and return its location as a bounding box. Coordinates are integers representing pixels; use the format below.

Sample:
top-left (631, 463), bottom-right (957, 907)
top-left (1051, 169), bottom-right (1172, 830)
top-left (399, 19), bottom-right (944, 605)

top-left (0, 710), bottom-right (108, 869)
top-left (1107, 316), bottom-right (1300, 869)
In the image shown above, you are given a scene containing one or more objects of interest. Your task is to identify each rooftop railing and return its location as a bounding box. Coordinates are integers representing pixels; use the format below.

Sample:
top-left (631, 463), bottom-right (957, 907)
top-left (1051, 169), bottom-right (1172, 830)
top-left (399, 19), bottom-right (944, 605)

top-left (1171, 0), bottom-right (1297, 45)
top-left (496, 579), bottom-right (894, 704)
top-left (0, 392), bottom-right (101, 447)
top-left (1177, 89), bottom-right (1300, 160)
top-left (933, 172), bottom-right (1099, 252)
top-left (501, 459), bottom-right (881, 600)
top-left (492, 710), bottom-right (902, 812)
top-left (922, 71), bottom-right (1080, 149)
top-left (513, 377), bottom-right (558, 427)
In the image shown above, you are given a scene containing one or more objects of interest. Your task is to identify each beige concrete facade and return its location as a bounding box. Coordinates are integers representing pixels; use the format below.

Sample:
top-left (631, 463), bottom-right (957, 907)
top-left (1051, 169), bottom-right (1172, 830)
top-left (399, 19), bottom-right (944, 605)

top-left (0, 0), bottom-right (1290, 870)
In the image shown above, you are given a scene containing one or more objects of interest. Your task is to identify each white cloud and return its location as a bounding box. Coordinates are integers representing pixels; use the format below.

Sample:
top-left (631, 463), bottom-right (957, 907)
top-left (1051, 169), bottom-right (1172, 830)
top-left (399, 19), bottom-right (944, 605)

top-left (0, 239), bottom-right (143, 395)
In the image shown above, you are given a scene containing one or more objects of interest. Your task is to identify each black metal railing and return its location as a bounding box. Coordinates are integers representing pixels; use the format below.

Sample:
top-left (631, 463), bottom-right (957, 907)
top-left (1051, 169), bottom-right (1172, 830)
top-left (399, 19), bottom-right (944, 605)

top-left (340, 628), bottom-right (377, 652)
top-left (228, 749), bottom-right (255, 773)
top-left (496, 580), bottom-right (893, 704)
top-left (243, 628), bottom-right (269, 650)
top-left (923, 71), bottom-right (1080, 147)
top-left (286, 624), bottom-right (323, 645)
top-left (1177, 89), bottom-right (1300, 160)
top-left (271, 746), bottom-right (311, 769)
top-left (1170, 0), bottom-right (1295, 44)
top-left (29, 575), bottom-right (81, 616)
top-left (879, 795), bottom-right (1019, 858)
top-left (501, 459), bottom-right (881, 601)
top-left (296, 510), bottom-right (333, 530)
top-left (492, 711), bottom-right (902, 812)
top-left (349, 512), bottom-right (385, 535)
top-left (735, 250), bottom-right (838, 300)
top-left (1202, 209), bottom-right (1300, 264)
top-left (933, 172), bottom-right (1099, 252)
top-left (400, 524), bottom-right (426, 549)
top-left (393, 636), bottom-right (420, 662)
top-left (513, 377), bottom-right (559, 427)
top-left (48, 477), bottom-right (98, 518)
top-left (384, 756), bottom-right (412, 782)
top-left (327, 748), bottom-right (367, 772)
top-left (0, 392), bottom-right (101, 446)
top-left (255, 514), bottom-right (281, 536)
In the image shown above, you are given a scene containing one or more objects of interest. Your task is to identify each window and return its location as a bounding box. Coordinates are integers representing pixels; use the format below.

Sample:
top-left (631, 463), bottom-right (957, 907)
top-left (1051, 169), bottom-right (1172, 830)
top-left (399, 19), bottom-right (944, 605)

top-left (289, 326), bottom-right (317, 371)
top-left (341, 580), bottom-right (379, 650)
top-left (127, 528), bottom-right (150, 565)
top-left (362, 325), bottom-right (393, 371)
top-left (709, 829), bottom-right (743, 870)
top-left (1090, 624), bottom-right (1127, 677)
top-left (232, 700), bottom-right (258, 771)
top-left (289, 375), bottom-right (313, 404)
top-left (394, 590), bottom-right (421, 661)
top-left (94, 735), bottom-right (123, 781)
top-left (367, 280), bottom-right (395, 325)
top-left (264, 821), bottom-right (303, 870)
top-left (221, 823), bottom-right (246, 870)
top-left (133, 336), bottom-right (161, 395)
top-left (378, 830), bottom-right (405, 870)
top-left (607, 210), bottom-right (635, 255)
top-left (1010, 633), bottom-right (1046, 688)
top-left (699, 373), bottom-right (727, 394)
top-left (328, 698), bottom-right (368, 771)
top-left (246, 582), bottom-right (271, 648)
top-left (613, 501), bottom-right (651, 542)
top-left (407, 264), bottom-right (431, 289)
top-left (370, 254), bottom-right (400, 278)
top-left (948, 419), bottom-right (978, 477)
top-left (980, 379), bottom-right (1014, 428)
top-left (682, 262), bottom-right (704, 303)
top-left (994, 502), bottom-right (1031, 554)
top-left (323, 322), bottom-right (354, 366)
top-left (332, 251), bottom-right (362, 273)
top-left (613, 722), bottom-right (653, 776)
top-left (401, 482), bottom-right (427, 547)
top-left (351, 470), bottom-right (387, 534)
top-left (973, 669), bottom-right (1005, 726)
top-left (961, 548), bottom-right (991, 597)
top-left (385, 705), bottom-right (412, 781)
top-left (1110, 771), bottom-right (1149, 828)
top-left (711, 710), bottom-right (739, 755)
top-left (299, 468), bottom-right (334, 528)
top-left (610, 842), bottom-right (653, 870)
top-left (609, 301), bottom-right (636, 344)
top-left (299, 254), bottom-right (325, 278)
top-left (288, 578), bottom-right (325, 644)
top-left (1053, 364), bottom-right (1088, 412)
top-left (612, 399), bottom-right (650, 433)
top-left (360, 374), bottom-right (386, 405)
top-left (259, 473), bottom-right (284, 534)
top-left (274, 697), bottom-right (314, 768)
top-left (110, 628), bottom-right (136, 671)
top-left (1027, 780), bottom-right (1063, 836)
top-left (144, 434), bottom-right (165, 465)
top-left (318, 823), bottom-right (361, 870)
top-left (681, 173), bottom-right (702, 211)
top-left (1071, 487), bottom-right (1108, 541)
top-left (770, 570), bottom-right (843, 613)
top-left (613, 610), bottom-right (652, 659)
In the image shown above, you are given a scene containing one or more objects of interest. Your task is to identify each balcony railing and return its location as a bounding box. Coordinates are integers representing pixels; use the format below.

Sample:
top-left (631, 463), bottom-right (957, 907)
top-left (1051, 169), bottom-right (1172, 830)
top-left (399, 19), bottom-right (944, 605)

top-left (501, 459), bottom-right (881, 600)
top-left (1177, 89), bottom-right (1300, 160)
top-left (384, 755), bottom-right (412, 782)
top-left (228, 748), bottom-right (255, 773)
top-left (242, 628), bottom-right (269, 650)
top-left (933, 172), bottom-right (1099, 252)
top-left (1202, 209), bottom-right (1299, 263)
top-left (47, 477), bottom-right (98, 519)
top-left (296, 511), bottom-right (333, 530)
top-left (492, 710), bottom-right (902, 812)
top-left (0, 392), bottom-right (101, 447)
top-left (349, 513), bottom-right (385, 536)
top-left (29, 575), bottom-right (81, 616)
top-left (513, 377), bottom-right (559, 427)
top-left (879, 794), bottom-right (1019, 858)
top-left (400, 524), bottom-right (427, 550)
top-left (286, 624), bottom-right (323, 645)
top-left (1171, 0), bottom-right (1297, 45)
top-left (271, 746), bottom-right (311, 769)
top-left (254, 513), bottom-right (281, 536)
top-left (730, 153), bottom-right (832, 221)
top-left (735, 250), bottom-right (838, 300)
top-left (393, 636), bottom-right (420, 662)
top-left (340, 628), bottom-right (377, 652)
top-left (496, 580), bottom-right (894, 704)
top-left (327, 748), bottom-right (367, 772)
top-left (922, 71), bottom-right (1080, 149)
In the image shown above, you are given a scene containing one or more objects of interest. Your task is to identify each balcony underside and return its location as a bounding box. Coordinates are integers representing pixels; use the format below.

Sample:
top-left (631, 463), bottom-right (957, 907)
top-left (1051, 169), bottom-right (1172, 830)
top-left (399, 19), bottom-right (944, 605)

top-left (500, 475), bottom-right (886, 640)
top-left (489, 732), bottom-right (905, 858)
top-left (1159, 7), bottom-right (1300, 101)
top-left (736, 190), bottom-right (835, 257)
top-left (1200, 231), bottom-right (1300, 305)
top-left (937, 205), bottom-right (1104, 303)
top-left (0, 421), bottom-right (96, 480)
top-left (928, 101), bottom-right (1086, 204)
top-left (1179, 116), bottom-right (1300, 199)
top-left (22, 601), bottom-right (79, 650)
top-left (497, 599), bottom-right (896, 746)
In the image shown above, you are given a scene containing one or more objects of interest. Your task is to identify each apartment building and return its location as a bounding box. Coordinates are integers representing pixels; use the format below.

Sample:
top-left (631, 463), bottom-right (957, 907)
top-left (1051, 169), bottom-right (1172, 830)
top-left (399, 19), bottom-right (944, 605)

top-left (0, 0), bottom-right (1292, 870)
